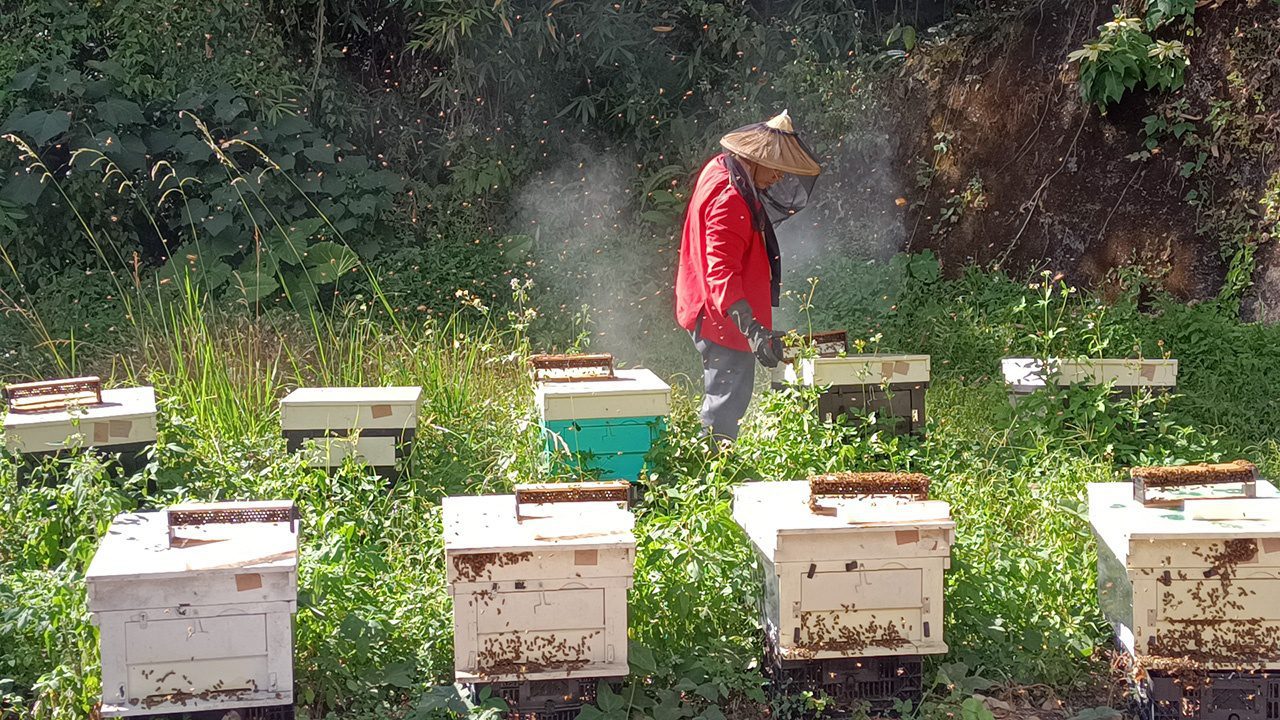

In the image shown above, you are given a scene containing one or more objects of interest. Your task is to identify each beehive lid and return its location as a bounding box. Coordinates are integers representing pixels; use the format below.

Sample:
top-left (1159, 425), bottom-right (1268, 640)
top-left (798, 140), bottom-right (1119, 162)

top-left (2, 386), bottom-right (156, 429)
top-left (1002, 358), bottom-right (1178, 388)
top-left (443, 493), bottom-right (636, 554)
top-left (733, 480), bottom-right (953, 558)
top-left (535, 367), bottom-right (671, 421)
top-left (1088, 481), bottom-right (1280, 563)
top-left (785, 354), bottom-right (930, 386)
top-left (1001, 358), bottom-right (1045, 388)
top-left (535, 368), bottom-right (668, 399)
top-left (280, 386), bottom-right (423, 406)
top-left (86, 501), bottom-right (299, 583)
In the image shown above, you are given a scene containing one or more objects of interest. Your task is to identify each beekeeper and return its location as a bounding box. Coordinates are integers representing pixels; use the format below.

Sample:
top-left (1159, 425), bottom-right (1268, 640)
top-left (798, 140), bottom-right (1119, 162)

top-left (675, 110), bottom-right (822, 441)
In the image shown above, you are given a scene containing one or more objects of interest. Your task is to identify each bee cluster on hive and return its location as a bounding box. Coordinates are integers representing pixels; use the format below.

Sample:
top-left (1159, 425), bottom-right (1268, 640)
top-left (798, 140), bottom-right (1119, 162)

top-left (443, 482), bottom-right (636, 717)
top-left (733, 476), bottom-right (954, 716)
top-left (1089, 464), bottom-right (1280, 720)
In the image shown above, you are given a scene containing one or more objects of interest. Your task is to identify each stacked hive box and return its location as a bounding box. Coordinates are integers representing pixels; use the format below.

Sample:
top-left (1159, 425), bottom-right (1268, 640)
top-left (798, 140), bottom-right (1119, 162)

top-left (533, 355), bottom-right (670, 482)
top-left (733, 474), bottom-right (954, 714)
top-left (444, 482), bottom-right (636, 720)
top-left (1002, 357), bottom-right (1178, 404)
top-left (781, 349), bottom-right (931, 436)
top-left (86, 501), bottom-right (300, 719)
top-left (279, 386), bottom-right (422, 479)
top-left (1088, 461), bottom-right (1280, 720)
top-left (2, 377), bottom-right (157, 476)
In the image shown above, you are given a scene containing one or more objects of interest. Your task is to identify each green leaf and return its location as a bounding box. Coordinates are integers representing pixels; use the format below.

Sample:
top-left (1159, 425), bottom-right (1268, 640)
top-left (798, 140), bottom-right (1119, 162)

top-left (215, 95), bottom-right (249, 122)
top-left (596, 683), bottom-right (625, 713)
top-left (6, 65), bottom-right (39, 92)
top-left (232, 270), bottom-right (280, 303)
top-left (381, 661), bottom-right (414, 689)
top-left (304, 143), bottom-right (336, 164)
top-left (272, 217), bottom-right (326, 265)
top-left (701, 708), bottom-right (726, 720)
top-left (305, 242), bottom-right (360, 284)
top-left (3, 110), bottom-right (72, 145)
top-left (0, 171), bottom-right (48, 206)
top-left (629, 642), bottom-right (658, 675)
top-left (902, 25), bottom-right (917, 51)
top-left (94, 98), bottom-right (145, 127)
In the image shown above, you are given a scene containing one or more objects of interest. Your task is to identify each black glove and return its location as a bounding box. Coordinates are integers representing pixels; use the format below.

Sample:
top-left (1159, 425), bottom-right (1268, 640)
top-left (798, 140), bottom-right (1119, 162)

top-left (726, 300), bottom-right (784, 368)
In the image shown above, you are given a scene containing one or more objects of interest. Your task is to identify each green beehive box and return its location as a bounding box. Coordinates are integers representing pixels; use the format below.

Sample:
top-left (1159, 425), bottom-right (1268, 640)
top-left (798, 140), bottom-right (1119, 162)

top-left (535, 367), bottom-right (671, 482)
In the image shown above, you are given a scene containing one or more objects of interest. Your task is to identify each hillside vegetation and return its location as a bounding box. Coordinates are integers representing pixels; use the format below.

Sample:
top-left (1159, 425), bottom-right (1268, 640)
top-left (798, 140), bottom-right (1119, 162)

top-left (2, 0), bottom-right (1280, 719)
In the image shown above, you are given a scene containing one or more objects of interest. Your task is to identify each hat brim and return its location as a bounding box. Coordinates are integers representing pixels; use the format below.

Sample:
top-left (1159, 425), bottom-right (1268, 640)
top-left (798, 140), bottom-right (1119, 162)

top-left (720, 124), bottom-right (822, 176)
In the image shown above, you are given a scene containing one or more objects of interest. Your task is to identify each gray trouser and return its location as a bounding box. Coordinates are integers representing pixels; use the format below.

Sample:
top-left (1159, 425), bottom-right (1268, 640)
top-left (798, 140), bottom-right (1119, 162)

top-left (691, 318), bottom-right (756, 441)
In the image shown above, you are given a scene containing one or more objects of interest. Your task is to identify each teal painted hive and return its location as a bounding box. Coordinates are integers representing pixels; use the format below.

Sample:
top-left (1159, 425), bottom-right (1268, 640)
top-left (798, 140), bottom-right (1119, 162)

top-left (535, 367), bottom-right (671, 482)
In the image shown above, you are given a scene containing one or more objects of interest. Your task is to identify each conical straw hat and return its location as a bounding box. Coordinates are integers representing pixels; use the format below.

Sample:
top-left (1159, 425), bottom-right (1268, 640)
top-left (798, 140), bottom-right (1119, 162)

top-left (719, 110), bottom-right (822, 176)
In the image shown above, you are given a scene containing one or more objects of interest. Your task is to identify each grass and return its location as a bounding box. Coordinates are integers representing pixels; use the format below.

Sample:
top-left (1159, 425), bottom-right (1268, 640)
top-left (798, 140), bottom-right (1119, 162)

top-left (3, 126), bottom-right (1280, 718)
top-left (6, 258), bottom-right (1280, 720)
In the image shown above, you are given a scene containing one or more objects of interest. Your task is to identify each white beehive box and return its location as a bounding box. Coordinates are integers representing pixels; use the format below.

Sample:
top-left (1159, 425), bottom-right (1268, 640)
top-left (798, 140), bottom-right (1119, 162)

top-left (534, 368), bottom-right (670, 422)
top-left (733, 478), bottom-right (954, 662)
top-left (1003, 357), bottom-right (1178, 394)
top-left (783, 355), bottom-right (931, 387)
top-left (1089, 476), bottom-right (1280, 670)
top-left (86, 501), bottom-right (300, 717)
top-left (3, 386), bottom-right (157, 455)
top-left (279, 386), bottom-right (422, 469)
top-left (443, 482), bottom-right (636, 683)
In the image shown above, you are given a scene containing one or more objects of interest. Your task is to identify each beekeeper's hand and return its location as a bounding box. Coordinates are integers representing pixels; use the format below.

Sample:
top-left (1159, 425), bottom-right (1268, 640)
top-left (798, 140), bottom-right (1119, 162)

top-left (727, 300), bottom-right (785, 368)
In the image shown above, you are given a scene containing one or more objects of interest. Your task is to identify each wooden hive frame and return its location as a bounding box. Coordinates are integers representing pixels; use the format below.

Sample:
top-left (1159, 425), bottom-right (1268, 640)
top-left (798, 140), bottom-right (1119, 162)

top-left (515, 480), bottom-right (630, 519)
top-left (809, 472), bottom-right (931, 500)
top-left (167, 501), bottom-right (300, 547)
top-left (783, 330), bottom-right (849, 362)
top-left (3, 376), bottom-right (103, 413)
top-left (1131, 460), bottom-right (1258, 507)
top-left (530, 353), bottom-right (616, 383)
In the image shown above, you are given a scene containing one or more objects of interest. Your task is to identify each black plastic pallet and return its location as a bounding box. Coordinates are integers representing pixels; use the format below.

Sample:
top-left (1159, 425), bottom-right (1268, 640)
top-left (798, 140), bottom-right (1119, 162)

top-left (764, 641), bottom-right (923, 717)
top-left (476, 676), bottom-right (620, 720)
top-left (1132, 670), bottom-right (1280, 720)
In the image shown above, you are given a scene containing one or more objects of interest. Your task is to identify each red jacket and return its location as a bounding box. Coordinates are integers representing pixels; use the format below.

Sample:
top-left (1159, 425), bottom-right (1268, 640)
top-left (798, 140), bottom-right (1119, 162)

top-left (675, 154), bottom-right (772, 352)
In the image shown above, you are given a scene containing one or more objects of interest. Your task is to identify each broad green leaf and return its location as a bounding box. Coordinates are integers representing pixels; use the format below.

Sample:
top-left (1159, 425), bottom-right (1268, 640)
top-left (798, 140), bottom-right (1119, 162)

top-left (596, 683), bottom-right (625, 713)
top-left (94, 98), bottom-right (145, 127)
top-left (274, 217), bottom-right (326, 265)
top-left (232, 270), bottom-right (279, 303)
top-left (380, 661), bottom-right (414, 689)
top-left (3, 109), bottom-right (71, 145)
top-left (241, 250), bottom-right (280, 277)
top-left (6, 65), bottom-right (39, 92)
top-left (628, 642), bottom-right (658, 675)
top-left (304, 143), bottom-right (336, 164)
top-left (0, 171), bottom-right (48, 206)
top-left (304, 241), bottom-right (360, 284)
top-left (215, 95), bottom-right (249, 122)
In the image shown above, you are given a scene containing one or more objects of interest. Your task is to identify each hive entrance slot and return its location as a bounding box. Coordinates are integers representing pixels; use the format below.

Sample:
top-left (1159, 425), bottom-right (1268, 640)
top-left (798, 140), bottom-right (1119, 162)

top-left (1131, 460), bottom-right (1259, 507)
top-left (514, 481), bottom-right (629, 520)
top-left (2, 376), bottom-right (104, 413)
top-left (530, 354), bottom-right (616, 383)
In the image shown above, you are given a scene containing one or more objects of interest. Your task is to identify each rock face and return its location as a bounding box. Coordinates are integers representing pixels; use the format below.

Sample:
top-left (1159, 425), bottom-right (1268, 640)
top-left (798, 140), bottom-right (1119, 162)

top-left (889, 0), bottom-right (1279, 307)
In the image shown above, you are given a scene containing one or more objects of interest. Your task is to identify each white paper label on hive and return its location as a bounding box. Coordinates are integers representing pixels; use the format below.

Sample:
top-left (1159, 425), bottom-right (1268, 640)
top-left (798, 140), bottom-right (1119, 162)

top-left (235, 573), bottom-right (263, 591)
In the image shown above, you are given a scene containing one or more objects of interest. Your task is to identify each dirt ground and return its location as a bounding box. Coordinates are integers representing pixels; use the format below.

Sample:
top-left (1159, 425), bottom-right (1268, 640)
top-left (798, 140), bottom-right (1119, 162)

top-left (891, 0), bottom-right (1279, 306)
